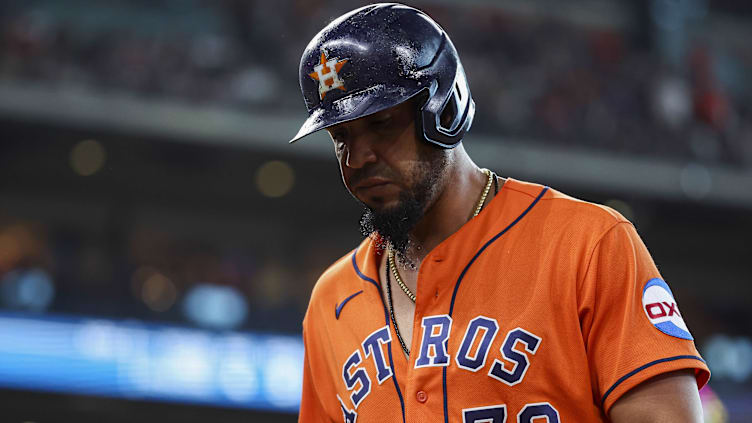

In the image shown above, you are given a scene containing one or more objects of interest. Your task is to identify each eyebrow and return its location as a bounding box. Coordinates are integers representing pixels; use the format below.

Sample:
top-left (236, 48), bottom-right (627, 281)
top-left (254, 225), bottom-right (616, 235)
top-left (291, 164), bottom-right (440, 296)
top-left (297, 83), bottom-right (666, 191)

top-left (329, 127), bottom-right (347, 140)
top-left (370, 110), bottom-right (392, 119)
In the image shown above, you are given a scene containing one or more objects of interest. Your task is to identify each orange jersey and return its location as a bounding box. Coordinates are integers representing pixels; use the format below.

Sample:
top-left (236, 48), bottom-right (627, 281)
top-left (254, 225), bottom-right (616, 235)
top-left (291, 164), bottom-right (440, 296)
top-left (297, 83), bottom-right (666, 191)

top-left (299, 178), bottom-right (710, 422)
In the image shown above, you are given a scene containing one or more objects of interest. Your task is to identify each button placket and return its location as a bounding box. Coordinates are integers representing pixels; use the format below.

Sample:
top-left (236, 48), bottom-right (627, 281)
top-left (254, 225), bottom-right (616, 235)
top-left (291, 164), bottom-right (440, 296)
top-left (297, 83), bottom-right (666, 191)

top-left (416, 390), bottom-right (428, 403)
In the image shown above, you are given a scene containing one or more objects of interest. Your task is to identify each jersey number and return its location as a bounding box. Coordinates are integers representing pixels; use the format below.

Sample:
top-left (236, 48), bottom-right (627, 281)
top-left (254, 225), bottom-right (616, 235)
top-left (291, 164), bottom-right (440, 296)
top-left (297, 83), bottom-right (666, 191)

top-left (463, 402), bottom-right (559, 423)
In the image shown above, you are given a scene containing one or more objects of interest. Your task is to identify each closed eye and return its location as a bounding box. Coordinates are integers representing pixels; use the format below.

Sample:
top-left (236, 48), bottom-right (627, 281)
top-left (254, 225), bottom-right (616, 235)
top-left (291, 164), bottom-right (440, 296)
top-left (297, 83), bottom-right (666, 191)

top-left (370, 116), bottom-right (392, 128)
top-left (331, 128), bottom-right (347, 143)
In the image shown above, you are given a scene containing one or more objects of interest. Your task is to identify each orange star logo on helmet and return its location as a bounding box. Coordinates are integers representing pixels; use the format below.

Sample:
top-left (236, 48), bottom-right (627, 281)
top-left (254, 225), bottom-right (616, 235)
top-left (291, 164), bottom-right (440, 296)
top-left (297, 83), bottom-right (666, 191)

top-left (309, 52), bottom-right (348, 100)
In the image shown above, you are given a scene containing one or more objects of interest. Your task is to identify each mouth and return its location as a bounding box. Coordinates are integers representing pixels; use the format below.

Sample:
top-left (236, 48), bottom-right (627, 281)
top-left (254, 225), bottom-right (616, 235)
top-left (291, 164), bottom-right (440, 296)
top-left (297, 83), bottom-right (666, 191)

top-left (355, 178), bottom-right (392, 191)
top-left (355, 178), bottom-right (394, 193)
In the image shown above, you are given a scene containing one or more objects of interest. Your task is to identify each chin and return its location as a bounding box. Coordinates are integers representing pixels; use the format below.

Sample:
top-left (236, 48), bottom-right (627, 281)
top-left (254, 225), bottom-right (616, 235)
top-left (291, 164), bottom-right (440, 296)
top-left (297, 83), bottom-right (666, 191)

top-left (360, 195), bottom-right (400, 212)
top-left (353, 188), bottom-right (401, 210)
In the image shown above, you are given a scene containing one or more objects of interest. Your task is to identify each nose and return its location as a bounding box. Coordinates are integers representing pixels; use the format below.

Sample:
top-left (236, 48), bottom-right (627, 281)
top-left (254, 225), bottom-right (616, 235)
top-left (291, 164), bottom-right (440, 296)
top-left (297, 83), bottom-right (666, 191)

top-left (344, 135), bottom-right (377, 169)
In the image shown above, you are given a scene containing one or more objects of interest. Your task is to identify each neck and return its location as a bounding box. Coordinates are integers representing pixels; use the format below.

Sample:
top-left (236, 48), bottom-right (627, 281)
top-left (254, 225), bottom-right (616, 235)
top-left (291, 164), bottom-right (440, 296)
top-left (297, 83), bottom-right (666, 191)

top-left (404, 145), bottom-right (488, 262)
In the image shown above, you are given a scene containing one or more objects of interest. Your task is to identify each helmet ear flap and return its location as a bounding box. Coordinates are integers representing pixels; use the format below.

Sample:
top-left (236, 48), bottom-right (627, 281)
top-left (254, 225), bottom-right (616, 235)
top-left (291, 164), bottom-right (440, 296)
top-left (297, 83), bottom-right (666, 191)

top-left (412, 91), bottom-right (430, 144)
top-left (421, 64), bottom-right (475, 149)
top-left (413, 88), bottom-right (463, 148)
top-left (439, 88), bottom-right (460, 130)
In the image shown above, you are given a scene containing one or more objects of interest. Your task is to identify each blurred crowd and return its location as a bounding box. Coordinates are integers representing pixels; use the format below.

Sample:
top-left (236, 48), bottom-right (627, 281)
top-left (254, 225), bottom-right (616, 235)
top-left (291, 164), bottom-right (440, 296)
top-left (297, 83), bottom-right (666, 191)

top-left (0, 212), bottom-right (336, 333)
top-left (1, 0), bottom-right (751, 166)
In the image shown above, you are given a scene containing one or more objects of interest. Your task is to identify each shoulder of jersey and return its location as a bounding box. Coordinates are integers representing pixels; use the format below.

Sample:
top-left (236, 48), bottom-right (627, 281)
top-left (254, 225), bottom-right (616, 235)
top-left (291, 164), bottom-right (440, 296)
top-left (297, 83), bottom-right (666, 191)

top-left (505, 178), bottom-right (632, 229)
top-left (306, 238), bottom-right (371, 313)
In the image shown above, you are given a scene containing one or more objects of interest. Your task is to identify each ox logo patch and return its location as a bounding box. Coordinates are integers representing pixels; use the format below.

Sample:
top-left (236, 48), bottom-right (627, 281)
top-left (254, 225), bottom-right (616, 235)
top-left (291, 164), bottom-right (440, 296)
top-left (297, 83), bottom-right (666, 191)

top-left (309, 51), bottom-right (348, 100)
top-left (642, 278), bottom-right (693, 340)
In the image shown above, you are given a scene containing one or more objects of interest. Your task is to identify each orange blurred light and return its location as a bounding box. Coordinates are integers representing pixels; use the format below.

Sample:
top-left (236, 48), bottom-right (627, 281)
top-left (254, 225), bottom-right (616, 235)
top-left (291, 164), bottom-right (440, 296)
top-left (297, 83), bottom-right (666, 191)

top-left (70, 139), bottom-right (106, 176)
top-left (255, 160), bottom-right (295, 198)
top-left (141, 271), bottom-right (177, 312)
top-left (131, 266), bottom-right (178, 312)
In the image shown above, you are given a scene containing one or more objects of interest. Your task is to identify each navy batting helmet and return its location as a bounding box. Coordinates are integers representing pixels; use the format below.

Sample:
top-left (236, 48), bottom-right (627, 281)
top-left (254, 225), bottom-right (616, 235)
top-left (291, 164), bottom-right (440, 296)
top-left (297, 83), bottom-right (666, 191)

top-left (290, 3), bottom-right (474, 149)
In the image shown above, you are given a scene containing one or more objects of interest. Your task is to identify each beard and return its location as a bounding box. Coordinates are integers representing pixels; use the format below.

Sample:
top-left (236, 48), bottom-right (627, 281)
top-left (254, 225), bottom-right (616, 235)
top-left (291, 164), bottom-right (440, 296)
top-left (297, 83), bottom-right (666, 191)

top-left (358, 147), bottom-right (449, 264)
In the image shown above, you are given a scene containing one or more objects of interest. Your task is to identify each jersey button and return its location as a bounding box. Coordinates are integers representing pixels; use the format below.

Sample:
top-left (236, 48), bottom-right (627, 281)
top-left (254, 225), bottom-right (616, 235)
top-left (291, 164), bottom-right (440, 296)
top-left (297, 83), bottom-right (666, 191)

top-left (416, 390), bottom-right (428, 403)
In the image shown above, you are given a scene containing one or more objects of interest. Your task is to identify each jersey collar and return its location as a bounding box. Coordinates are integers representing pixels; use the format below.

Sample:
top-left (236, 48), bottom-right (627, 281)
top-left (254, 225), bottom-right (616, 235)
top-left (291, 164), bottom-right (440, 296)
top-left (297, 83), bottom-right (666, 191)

top-left (350, 178), bottom-right (549, 290)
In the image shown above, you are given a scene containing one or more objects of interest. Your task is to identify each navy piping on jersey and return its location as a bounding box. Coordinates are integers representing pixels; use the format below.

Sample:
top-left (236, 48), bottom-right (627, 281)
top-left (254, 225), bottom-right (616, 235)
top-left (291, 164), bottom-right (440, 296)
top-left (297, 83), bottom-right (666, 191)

top-left (351, 249), bottom-right (407, 423)
top-left (601, 354), bottom-right (705, 407)
top-left (335, 290), bottom-right (363, 319)
top-left (443, 186), bottom-right (549, 423)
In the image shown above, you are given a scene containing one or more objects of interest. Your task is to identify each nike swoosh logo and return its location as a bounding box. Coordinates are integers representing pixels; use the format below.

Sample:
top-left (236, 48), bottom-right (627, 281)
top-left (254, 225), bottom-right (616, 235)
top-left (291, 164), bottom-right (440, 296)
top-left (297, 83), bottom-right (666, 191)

top-left (335, 290), bottom-right (363, 319)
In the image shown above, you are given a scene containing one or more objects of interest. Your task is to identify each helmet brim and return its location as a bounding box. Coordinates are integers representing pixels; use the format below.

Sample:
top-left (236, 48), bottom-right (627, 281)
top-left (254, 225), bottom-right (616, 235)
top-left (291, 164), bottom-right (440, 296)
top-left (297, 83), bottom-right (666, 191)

top-left (289, 84), bottom-right (425, 143)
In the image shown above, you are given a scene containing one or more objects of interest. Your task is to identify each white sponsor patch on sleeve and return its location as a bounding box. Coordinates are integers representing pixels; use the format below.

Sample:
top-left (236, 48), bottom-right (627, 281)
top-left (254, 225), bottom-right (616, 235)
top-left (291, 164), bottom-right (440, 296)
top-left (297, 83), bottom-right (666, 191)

top-left (642, 278), bottom-right (693, 340)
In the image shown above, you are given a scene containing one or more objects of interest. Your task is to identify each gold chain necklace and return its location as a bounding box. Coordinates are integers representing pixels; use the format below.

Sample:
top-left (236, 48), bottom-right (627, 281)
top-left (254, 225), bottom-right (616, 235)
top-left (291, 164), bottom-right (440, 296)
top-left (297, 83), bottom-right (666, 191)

top-left (387, 168), bottom-right (494, 357)
top-left (388, 168), bottom-right (493, 304)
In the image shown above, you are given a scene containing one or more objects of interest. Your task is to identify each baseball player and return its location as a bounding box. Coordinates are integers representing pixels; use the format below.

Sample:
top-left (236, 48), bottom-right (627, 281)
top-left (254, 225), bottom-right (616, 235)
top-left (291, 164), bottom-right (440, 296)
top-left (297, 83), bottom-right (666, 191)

top-left (290, 4), bottom-right (710, 422)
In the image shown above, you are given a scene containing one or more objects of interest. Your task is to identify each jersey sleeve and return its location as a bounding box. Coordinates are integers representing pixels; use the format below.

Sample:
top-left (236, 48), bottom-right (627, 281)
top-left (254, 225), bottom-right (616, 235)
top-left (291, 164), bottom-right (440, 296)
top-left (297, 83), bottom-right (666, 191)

top-left (298, 322), bottom-right (333, 423)
top-left (578, 221), bottom-right (710, 414)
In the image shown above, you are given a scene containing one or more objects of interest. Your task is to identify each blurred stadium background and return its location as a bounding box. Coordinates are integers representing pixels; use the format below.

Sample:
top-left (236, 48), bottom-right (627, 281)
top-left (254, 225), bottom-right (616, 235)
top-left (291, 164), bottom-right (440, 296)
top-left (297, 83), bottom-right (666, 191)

top-left (0, 0), bottom-right (750, 421)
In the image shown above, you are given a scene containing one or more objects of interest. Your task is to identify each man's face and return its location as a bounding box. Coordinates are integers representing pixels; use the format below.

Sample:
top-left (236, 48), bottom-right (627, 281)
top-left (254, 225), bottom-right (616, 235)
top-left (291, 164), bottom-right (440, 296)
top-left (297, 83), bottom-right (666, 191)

top-left (326, 99), bottom-right (449, 255)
